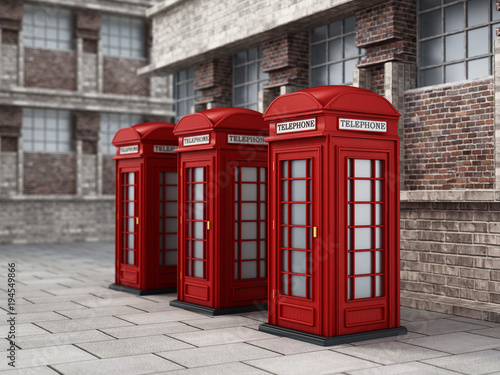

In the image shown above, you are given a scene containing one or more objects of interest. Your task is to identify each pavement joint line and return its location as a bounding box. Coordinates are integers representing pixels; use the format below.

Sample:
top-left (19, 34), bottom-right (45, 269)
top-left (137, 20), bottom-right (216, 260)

top-left (240, 359), bottom-right (281, 374)
top-left (243, 340), bottom-right (291, 356)
top-left (415, 359), bottom-right (468, 375)
top-left (151, 352), bottom-right (188, 369)
top-left (31, 322), bottom-right (53, 334)
top-left (329, 347), bottom-right (391, 366)
top-left (96, 328), bottom-right (120, 340)
top-left (47, 364), bottom-right (65, 375)
top-left (72, 343), bottom-right (103, 359)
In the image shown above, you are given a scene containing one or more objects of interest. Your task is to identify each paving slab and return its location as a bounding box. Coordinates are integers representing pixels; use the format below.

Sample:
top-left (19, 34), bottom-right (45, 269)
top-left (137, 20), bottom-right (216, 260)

top-left (15, 301), bottom-right (86, 314)
top-left (182, 315), bottom-right (261, 330)
top-left (117, 310), bottom-right (204, 325)
top-left (156, 362), bottom-right (271, 375)
top-left (471, 326), bottom-right (500, 339)
top-left (423, 350), bottom-right (500, 374)
top-left (245, 350), bottom-right (378, 375)
top-left (345, 361), bottom-right (462, 374)
top-left (168, 326), bottom-right (272, 347)
top-left (76, 296), bottom-right (154, 308)
top-left (76, 334), bottom-right (194, 358)
top-left (248, 336), bottom-right (337, 355)
top-left (15, 323), bottom-right (50, 337)
top-left (17, 329), bottom-right (114, 349)
top-left (55, 305), bottom-right (144, 319)
top-left (126, 301), bottom-right (180, 313)
top-left (0, 366), bottom-right (59, 375)
top-left (156, 342), bottom-right (279, 368)
top-left (35, 315), bottom-right (134, 333)
top-left (405, 318), bottom-right (487, 336)
top-left (403, 332), bottom-right (500, 354)
top-left (52, 353), bottom-right (183, 375)
top-left (101, 321), bottom-right (200, 339)
top-left (333, 341), bottom-right (448, 365)
top-left (0, 312), bottom-right (68, 326)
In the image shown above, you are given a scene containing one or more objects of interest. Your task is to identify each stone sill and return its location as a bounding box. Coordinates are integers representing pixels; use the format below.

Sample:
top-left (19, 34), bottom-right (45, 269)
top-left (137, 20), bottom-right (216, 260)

top-left (401, 190), bottom-right (500, 202)
top-left (404, 76), bottom-right (493, 95)
top-left (0, 194), bottom-right (115, 202)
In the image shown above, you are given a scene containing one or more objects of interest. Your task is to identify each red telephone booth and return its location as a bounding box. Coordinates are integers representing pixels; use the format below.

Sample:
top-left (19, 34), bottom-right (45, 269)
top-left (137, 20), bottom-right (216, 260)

top-left (110, 122), bottom-right (179, 295)
top-left (259, 86), bottom-right (407, 345)
top-left (171, 107), bottom-right (269, 315)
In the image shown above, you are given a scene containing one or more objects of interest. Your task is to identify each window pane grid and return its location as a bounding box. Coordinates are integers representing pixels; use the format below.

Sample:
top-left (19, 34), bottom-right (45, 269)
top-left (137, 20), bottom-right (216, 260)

top-left (347, 159), bottom-right (384, 300)
top-left (159, 172), bottom-right (178, 267)
top-left (418, 0), bottom-right (495, 86)
top-left (23, 4), bottom-right (73, 50)
top-left (100, 113), bottom-right (143, 155)
top-left (280, 159), bottom-right (313, 300)
top-left (101, 14), bottom-right (145, 58)
top-left (185, 167), bottom-right (208, 279)
top-left (234, 167), bottom-right (268, 280)
top-left (233, 47), bottom-right (269, 110)
top-left (174, 68), bottom-right (196, 122)
top-left (121, 172), bottom-right (137, 266)
top-left (23, 108), bottom-right (72, 153)
top-left (310, 16), bottom-right (364, 86)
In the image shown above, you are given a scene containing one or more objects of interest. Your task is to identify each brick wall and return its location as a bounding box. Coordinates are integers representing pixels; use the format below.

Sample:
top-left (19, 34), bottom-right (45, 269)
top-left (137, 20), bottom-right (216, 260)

top-left (0, 0), bottom-right (22, 46)
top-left (0, 106), bottom-right (20, 152)
top-left (103, 57), bottom-right (149, 96)
top-left (194, 57), bottom-right (232, 107)
top-left (401, 199), bottom-right (500, 321)
top-left (24, 48), bottom-right (77, 90)
top-left (102, 155), bottom-right (115, 195)
top-left (24, 153), bottom-right (76, 195)
top-left (74, 111), bottom-right (100, 154)
top-left (404, 78), bottom-right (495, 190)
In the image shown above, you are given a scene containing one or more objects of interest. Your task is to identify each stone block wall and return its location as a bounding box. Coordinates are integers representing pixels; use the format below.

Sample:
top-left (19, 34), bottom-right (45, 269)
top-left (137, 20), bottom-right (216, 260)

top-left (404, 78), bottom-right (495, 190)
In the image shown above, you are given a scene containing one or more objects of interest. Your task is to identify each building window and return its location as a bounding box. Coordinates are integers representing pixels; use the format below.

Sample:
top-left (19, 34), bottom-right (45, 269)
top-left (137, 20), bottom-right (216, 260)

top-left (233, 47), bottom-right (269, 110)
top-left (101, 14), bottom-right (145, 59)
top-left (310, 16), bottom-right (364, 86)
top-left (174, 68), bottom-right (195, 122)
top-left (23, 4), bottom-right (73, 50)
top-left (23, 108), bottom-right (72, 153)
top-left (418, 0), bottom-right (500, 86)
top-left (100, 113), bottom-right (143, 155)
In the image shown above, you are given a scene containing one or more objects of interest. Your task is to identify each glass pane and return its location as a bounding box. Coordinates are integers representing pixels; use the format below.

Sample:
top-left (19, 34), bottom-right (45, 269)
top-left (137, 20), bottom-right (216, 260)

top-left (282, 181), bottom-right (288, 201)
top-left (329, 62), bottom-right (343, 85)
top-left (159, 251), bottom-right (164, 266)
top-left (193, 203), bottom-right (204, 220)
top-left (127, 250), bottom-right (134, 265)
top-left (467, 27), bottom-right (489, 57)
top-left (234, 50), bottom-right (247, 65)
top-left (241, 167), bottom-right (258, 182)
top-left (282, 273), bottom-right (288, 294)
top-left (344, 34), bottom-right (357, 58)
top-left (241, 241), bottom-right (257, 259)
top-left (355, 276), bottom-right (372, 299)
top-left (165, 251), bottom-right (177, 266)
top-left (193, 260), bottom-right (203, 278)
top-left (291, 227), bottom-right (306, 249)
top-left (282, 250), bottom-right (288, 271)
top-left (166, 218), bottom-right (177, 232)
top-left (282, 204), bottom-right (288, 224)
top-left (376, 251), bottom-right (383, 273)
top-left (128, 202), bottom-right (134, 216)
top-left (260, 184), bottom-right (267, 201)
top-left (260, 203), bottom-right (266, 220)
top-left (248, 83), bottom-right (258, 103)
top-left (260, 168), bottom-right (267, 182)
top-left (128, 173), bottom-right (135, 184)
top-left (375, 160), bottom-right (382, 178)
top-left (328, 20), bottom-right (341, 37)
top-left (355, 251), bottom-right (372, 275)
top-left (355, 227), bottom-right (372, 250)
top-left (468, 58), bottom-right (489, 79)
top-left (241, 184), bottom-right (258, 201)
top-left (445, 4), bottom-right (464, 32)
top-left (282, 227), bottom-right (288, 247)
top-left (193, 240), bottom-right (203, 258)
top-left (291, 204), bottom-right (306, 225)
top-left (241, 203), bottom-right (258, 220)
top-left (194, 167), bottom-right (204, 182)
top-left (328, 38), bottom-right (342, 61)
top-left (193, 222), bottom-right (204, 239)
top-left (166, 186), bottom-right (177, 200)
top-left (344, 59), bottom-right (358, 85)
top-left (248, 62), bottom-right (258, 81)
top-left (376, 228), bottom-right (383, 249)
top-left (445, 62), bottom-right (465, 82)
top-left (311, 42), bottom-right (327, 66)
top-left (420, 9), bottom-right (442, 38)
top-left (235, 223), bottom-right (239, 239)
top-left (128, 234), bottom-right (134, 249)
top-left (355, 180), bottom-right (372, 202)
top-left (241, 261), bottom-right (257, 279)
top-left (291, 160), bottom-right (306, 178)
top-left (468, 0), bottom-right (488, 26)
top-left (355, 204), bottom-right (372, 226)
top-left (420, 67), bottom-right (442, 86)
top-left (376, 181), bottom-right (383, 202)
top-left (193, 184), bottom-right (204, 201)
top-left (348, 278), bottom-right (353, 299)
top-left (445, 33), bottom-right (465, 62)
top-left (165, 235), bottom-right (177, 249)
top-left (127, 218), bottom-right (134, 233)
top-left (234, 66), bottom-right (246, 85)
top-left (354, 159), bottom-right (372, 178)
top-left (291, 180), bottom-right (306, 202)
top-left (348, 252), bottom-right (353, 275)
top-left (348, 228), bottom-right (352, 250)
top-left (348, 180), bottom-right (353, 201)
top-left (376, 204), bottom-right (383, 225)
top-left (311, 66), bottom-right (327, 86)
top-left (282, 161), bottom-right (288, 178)
top-left (344, 16), bottom-right (356, 33)
top-left (260, 260), bottom-right (267, 278)
top-left (420, 38), bottom-right (442, 67)
top-left (348, 204), bottom-right (352, 226)
top-left (260, 222), bottom-right (267, 238)
top-left (311, 25), bottom-right (327, 42)
top-left (291, 250), bottom-right (306, 273)
top-left (242, 222), bottom-right (257, 239)
top-left (290, 275), bottom-right (306, 298)
top-left (260, 241), bottom-right (266, 258)
top-left (376, 276), bottom-right (383, 297)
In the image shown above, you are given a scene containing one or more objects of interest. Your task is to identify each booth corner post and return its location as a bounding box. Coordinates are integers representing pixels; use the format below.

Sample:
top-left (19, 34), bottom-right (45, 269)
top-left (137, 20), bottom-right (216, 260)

top-left (171, 107), bottom-right (269, 316)
top-left (260, 85), bottom-right (407, 345)
top-left (110, 122), bottom-right (179, 296)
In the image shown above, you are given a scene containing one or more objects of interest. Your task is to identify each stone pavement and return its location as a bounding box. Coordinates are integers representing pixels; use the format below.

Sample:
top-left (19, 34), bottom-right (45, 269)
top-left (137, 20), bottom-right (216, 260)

top-left (0, 242), bottom-right (499, 375)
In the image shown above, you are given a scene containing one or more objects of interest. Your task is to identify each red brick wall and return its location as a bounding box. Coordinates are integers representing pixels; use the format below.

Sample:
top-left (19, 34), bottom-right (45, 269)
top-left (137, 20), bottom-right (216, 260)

top-left (194, 57), bottom-right (232, 107)
top-left (103, 57), bottom-right (149, 96)
top-left (102, 155), bottom-right (115, 195)
top-left (0, 0), bottom-right (22, 45)
top-left (404, 79), bottom-right (495, 190)
top-left (0, 106), bottom-right (21, 152)
top-left (25, 48), bottom-right (76, 90)
top-left (74, 111), bottom-right (100, 154)
top-left (24, 153), bottom-right (76, 194)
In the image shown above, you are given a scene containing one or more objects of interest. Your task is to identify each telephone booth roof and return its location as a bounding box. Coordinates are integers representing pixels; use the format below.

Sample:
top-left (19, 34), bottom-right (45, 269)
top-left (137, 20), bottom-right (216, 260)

top-left (263, 85), bottom-right (400, 120)
top-left (173, 107), bottom-right (267, 136)
top-left (112, 122), bottom-right (177, 146)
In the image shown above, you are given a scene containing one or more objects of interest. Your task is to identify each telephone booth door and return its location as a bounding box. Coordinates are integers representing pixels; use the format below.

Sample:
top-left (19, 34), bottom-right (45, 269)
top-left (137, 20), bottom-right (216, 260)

top-left (179, 161), bottom-right (212, 307)
top-left (156, 166), bottom-right (178, 288)
top-left (270, 149), bottom-right (322, 335)
top-left (116, 167), bottom-right (140, 288)
top-left (338, 149), bottom-right (394, 335)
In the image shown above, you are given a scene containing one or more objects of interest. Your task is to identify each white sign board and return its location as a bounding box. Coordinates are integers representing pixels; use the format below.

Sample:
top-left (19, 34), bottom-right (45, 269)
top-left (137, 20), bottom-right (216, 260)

top-left (153, 145), bottom-right (178, 153)
top-left (276, 118), bottom-right (316, 133)
top-left (183, 134), bottom-right (210, 146)
top-left (339, 118), bottom-right (387, 132)
top-left (228, 134), bottom-right (267, 145)
top-left (119, 145), bottom-right (139, 154)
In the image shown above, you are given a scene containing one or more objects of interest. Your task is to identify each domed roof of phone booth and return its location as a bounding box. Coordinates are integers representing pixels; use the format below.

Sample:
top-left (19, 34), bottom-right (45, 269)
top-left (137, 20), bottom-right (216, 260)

top-left (263, 85), bottom-right (400, 119)
top-left (173, 107), bottom-right (268, 135)
top-left (112, 122), bottom-right (177, 146)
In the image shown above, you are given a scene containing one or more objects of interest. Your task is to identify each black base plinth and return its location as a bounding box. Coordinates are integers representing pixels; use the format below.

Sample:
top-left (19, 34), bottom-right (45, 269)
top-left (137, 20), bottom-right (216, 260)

top-left (109, 283), bottom-right (176, 296)
top-left (258, 323), bottom-right (407, 346)
top-left (170, 299), bottom-right (268, 316)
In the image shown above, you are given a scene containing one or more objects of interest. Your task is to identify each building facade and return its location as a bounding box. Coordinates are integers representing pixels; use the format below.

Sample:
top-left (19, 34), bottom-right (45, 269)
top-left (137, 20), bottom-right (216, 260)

top-left (0, 0), bottom-right (173, 243)
top-left (142, 0), bottom-right (500, 321)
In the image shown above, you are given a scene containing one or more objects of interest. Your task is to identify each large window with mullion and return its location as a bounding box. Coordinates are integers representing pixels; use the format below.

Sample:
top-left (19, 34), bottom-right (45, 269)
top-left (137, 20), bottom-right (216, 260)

top-left (233, 47), bottom-right (269, 110)
top-left (418, 0), bottom-right (500, 86)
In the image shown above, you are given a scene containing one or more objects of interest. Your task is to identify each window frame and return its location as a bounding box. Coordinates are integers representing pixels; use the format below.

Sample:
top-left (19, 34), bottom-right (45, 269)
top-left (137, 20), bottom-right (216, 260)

top-left (100, 113), bottom-right (143, 155)
top-left (22, 108), bottom-right (73, 153)
top-left (100, 13), bottom-right (146, 59)
top-left (173, 68), bottom-right (196, 123)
